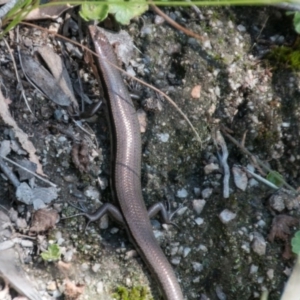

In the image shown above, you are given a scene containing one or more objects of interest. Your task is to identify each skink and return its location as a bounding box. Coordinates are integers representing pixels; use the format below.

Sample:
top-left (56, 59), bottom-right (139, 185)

top-left (88, 25), bottom-right (184, 300)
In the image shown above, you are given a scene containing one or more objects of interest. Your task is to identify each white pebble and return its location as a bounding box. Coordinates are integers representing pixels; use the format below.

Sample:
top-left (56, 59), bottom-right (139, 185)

top-left (195, 217), bottom-right (204, 226)
top-left (157, 133), bottom-right (169, 142)
top-left (201, 188), bottom-right (213, 199)
top-left (171, 257), bottom-right (181, 265)
top-left (192, 199), bottom-right (206, 214)
top-left (96, 282), bottom-right (104, 294)
top-left (237, 24), bottom-right (246, 32)
top-left (219, 209), bottom-right (236, 224)
top-left (192, 262), bottom-right (203, 272)
top-left (250, 264), bottom-right (258, 274)
top-left (267, 269), bottom-right (274, 280)
top-left (232, 166), bottom-right (248, 191)
top-left (177, 188), bottom-right (188, 198)
top-left (251, 232), bottom-right (266, 256)
top-left (204, 163), bottom-right (219, 174)
top-left (92, 263), bottom-right (101, 273)
top-left (183, 247), bottom-right (191, 258)
top-left (197, 244), bottom-right (208, 252)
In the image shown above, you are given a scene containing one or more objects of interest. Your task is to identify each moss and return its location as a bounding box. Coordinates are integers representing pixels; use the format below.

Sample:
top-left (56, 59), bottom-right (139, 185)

top-left (112, 286), bottom-right (152, 300)
top-left (267, 41), bottom-right (300, 70)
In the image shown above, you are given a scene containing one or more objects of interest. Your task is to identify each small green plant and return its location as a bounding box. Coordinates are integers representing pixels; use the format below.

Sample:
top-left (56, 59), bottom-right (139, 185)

top-left (41, 244), bottom-right (61, 262)
top-left (287, 11), bottom-right (300, 34)
top-left (291, 231), bottom-right (300, 255)
top-left (79, 0), bottom-right (148, 25)
top-left (266, 171), bottom-right (284, 187)
top-left (112, 285), bottom-right (151, 300)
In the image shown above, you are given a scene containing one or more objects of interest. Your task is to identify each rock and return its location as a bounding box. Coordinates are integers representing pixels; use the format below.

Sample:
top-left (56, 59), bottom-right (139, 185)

top-left (192, 199), bottom-right (206, 214)
top-left (219, 209), bottom-right (236, 224)
top-left (251, 232), bottom-right (266, 256)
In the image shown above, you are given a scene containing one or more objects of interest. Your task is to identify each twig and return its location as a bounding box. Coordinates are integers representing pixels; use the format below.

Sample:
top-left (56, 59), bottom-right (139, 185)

top-left (220, 126), bottom-right (297, 194)
top-left (150, 2), bottom-right (204, 42)
top-left (0, 155), bottom-right (57, 187)
top-left (0, 157), bottom-right (20, 188)
top-left (21, 21), bottom-right (202, 144)
top-left (213, 130), bottom-right (230, 198)
top-left (3, 29), bottom-right (33, 114)
top-left (243, 167), bottom-right (278, 190)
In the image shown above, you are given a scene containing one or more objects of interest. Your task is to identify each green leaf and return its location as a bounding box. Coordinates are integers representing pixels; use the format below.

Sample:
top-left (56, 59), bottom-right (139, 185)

top-left (292, 231), bottom-right (300, 255)
top-left (79, 2), bottom-right (109, 22)
top-left (41, 244), bottom-right (61, 262)
top-left (109, 0), bottom-right (148, 25)
top-left (294, 12), bottom-right (300, 34)
top-left (266, 171), bottom-right (284, 187)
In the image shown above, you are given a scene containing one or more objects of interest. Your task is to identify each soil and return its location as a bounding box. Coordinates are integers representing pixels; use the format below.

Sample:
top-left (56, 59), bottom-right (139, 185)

top-left (0, 5), bottom-right (299, 300)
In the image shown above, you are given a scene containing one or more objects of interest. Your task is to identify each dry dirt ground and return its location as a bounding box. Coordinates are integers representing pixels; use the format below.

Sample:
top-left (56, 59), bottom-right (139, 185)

top-left (0, 5), bottom-right (300, 300)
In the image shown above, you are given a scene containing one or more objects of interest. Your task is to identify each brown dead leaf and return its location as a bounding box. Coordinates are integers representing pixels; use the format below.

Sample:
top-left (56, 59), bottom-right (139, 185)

top-left (57, 261), bottom-right (74, 278)
top-left (71, 141), bottom-right (89, 173)
top-left (29, 209), bottom-right (58, 234)
top-left (25, 5), bottom-right (72, 21)
top-left (268, 214), bottom-right (299, 259)
top-left (268, 215), bottom-right (299, 242)
top-left (0, 90), bottom-right (45, 176)
top-left (64, 279), bottom-right (85, 300)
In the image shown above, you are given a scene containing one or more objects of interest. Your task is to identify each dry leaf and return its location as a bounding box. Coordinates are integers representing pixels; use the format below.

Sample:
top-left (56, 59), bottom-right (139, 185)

top-left (25, 5), bottom-right (71, 20)
top-left (29, 209), bottom-right (58, 234)
top-left (64, 279), bottom-right (85, 300)
top-left (268, 214), bottom-right (299, 259)
top-left (0, 90), bottom-right (45, 176)
top-left (71, 141), bottom-right (89, 173)
top-left (57, 261), bottom-right (75, 278)
top-left (20, 53), bottom-right (71, 107)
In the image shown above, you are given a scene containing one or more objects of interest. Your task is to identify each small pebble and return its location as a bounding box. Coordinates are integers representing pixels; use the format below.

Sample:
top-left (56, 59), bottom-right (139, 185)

top-left (191, 85), bottom-right (202, 98)
top-left (125, 250), bottom-right (137, 260)
top-left (251, 232), bottom-right (266, 256)
top-left (84, 186), bottom-right (100, 201)
top-left (96, 281), bottom-right (104, 294)
top-left (171, 257), bottom-right (181, 265)
top-left (92, 263), bottom-right (101, 273)
top-left (215, 285), bottom-right (226, 300)
top-left (157, 133), bottom-right (170, 143)
top-left (194, 187), bottom-right (201, 197)
top-left (250, 264), bottom-right (258, 274)
top-left (204, 163), bottom-right (219, 174)
top-left (237, 24), bottom-right (246, 32)
top-left (154, 15), bottom-right (165, 25)
top-left (192, 262), bottom-right (203, 272)
top-left (192, 199), bottom-right (206, 214)
top-left (46, 281), bottom-right (57, 291)
top-left (170, 246), bottom-right (179, 256)
top-left (269, 194), bottom-right (285, 212)
top-left (201, 188), bottom-right (213, 199)
top-left (110, 227), bottom-right (119, 234)
top-left (176, 188), bottom-right (188, 198)
top-left (195, 217), bottom-right (204, 226)
top-left (63, 249), bottom-right (74, 262)
top-left (80, 262), bottom-right (89, 272)
top-left (197, 244), bottom-right (208, 252)
top-left (219, 209), bottom-right (236, 224)
top-left (176, 206), bottom-right (188, 216)
top-left (267, 269), bottom-right (274, 280)
top-left (183, 247), bottom-right (191, 258)
top-left (232, 166), bottom-right (248, 191)
top-left (21, 240), bottom-right (34, 247)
